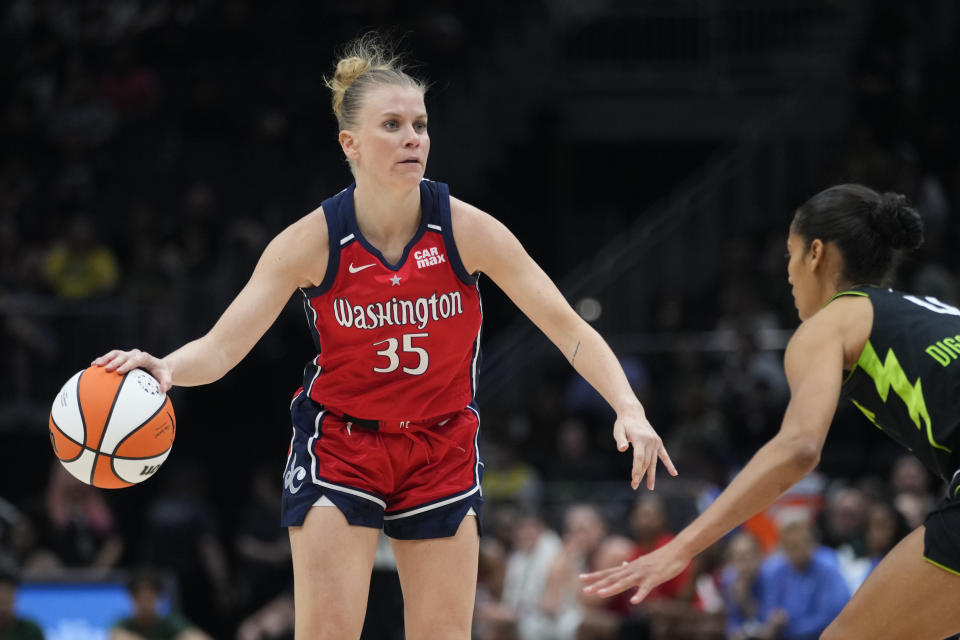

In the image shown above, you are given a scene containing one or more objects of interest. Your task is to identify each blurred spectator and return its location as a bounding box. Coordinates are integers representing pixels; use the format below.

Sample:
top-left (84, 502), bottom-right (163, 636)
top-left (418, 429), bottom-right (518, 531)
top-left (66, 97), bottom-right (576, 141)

top-left (712, 329), bottom-right (788, 454)
top-left (817, 485), bottom-right (867, 556)
top-left (481, 439), bottom-right (543, 507)
top-left (42, 215), bottom-right (120, 299)
top-left (233, 465), bottom-right (290, 621)
top-left (0, 499), bottom-right (58, 579)
top-left (532, 504), bottom-right (634, 640)
top-left (110, 568), bottom-right (211, 640)
top-left (44, 463), bottom-right (123, 572)
top-left (627, 495), bottom-right (691, 603)
top-left (627, 494), bottom-right (703, 639)
top-left (140, 461), bottom-right (231, 636)
top-left (720, 532), bottom-right (765, 640)
top-left (476, 510), bottom-right (562, 640)
top-left (889, 454), bottom-right (937, 525)
top-left (541, 418), bottom-right (606, 502)
top-left (0, 566), bottom-right (44, 640)
top-left (758, 520), bottom-right (850, 640)
top-left (474, 535), bottom-right (509, 640)
top-left (859, 501), bottom-right (910, 580)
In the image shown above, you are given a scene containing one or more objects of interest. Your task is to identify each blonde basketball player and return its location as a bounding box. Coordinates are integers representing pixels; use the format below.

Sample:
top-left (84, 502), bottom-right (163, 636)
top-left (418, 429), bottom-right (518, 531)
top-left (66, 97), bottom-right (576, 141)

top-left (95, 33), bottom-right (676, 639)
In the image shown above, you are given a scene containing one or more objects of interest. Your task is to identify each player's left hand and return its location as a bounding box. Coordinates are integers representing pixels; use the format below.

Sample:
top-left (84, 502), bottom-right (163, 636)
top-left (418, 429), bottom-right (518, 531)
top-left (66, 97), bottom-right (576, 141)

top-left (613, 405), bottom-right (677, 490)
top-left (580, 541), bottom-right (690, 604)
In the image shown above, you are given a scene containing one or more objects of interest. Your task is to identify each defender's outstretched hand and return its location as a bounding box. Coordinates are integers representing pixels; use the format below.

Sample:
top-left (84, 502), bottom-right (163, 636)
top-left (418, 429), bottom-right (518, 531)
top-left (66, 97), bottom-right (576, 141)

top-left (580, 541), bottom-right (690, 604)
top-left (92, 349), bottom-right (173, 392)
top-left (614, 406), bottom-right (677, 490)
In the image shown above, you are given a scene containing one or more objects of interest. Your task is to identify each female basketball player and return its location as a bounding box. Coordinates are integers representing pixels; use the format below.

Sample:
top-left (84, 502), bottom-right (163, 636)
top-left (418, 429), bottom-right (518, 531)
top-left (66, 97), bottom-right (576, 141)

top-left (93, 34), bottom-right (676, 639)
top-left (582, 184), bottom-right (960, 639)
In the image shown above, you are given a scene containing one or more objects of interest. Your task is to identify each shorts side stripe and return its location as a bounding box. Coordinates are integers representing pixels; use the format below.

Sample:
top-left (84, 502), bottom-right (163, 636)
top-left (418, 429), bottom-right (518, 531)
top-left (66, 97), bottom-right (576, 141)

top-left (468, 404), bottom-right (482, 495)
top-left (316, 478), bottom-right (388, 509)
top-left (307, 408), bottom-right (325, 487)
top-left (382, 485), bottom-right (480, 520)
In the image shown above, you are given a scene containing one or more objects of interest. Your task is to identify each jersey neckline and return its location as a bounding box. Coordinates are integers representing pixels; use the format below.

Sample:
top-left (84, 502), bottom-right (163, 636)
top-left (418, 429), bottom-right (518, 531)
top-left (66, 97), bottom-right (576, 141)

top-left (343, 182), bottom-right (429, 272)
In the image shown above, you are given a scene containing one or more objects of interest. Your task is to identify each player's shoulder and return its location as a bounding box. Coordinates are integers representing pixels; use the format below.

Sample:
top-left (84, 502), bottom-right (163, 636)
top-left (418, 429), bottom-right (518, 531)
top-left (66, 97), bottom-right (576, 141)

top-left (449, 195), bottom-right (486, 224)
top-left (791, 293), bottom-right (873, 366)
top-left (449, 196), bottom-right (509, 240)
top-left (262, 206), bottom-right (330, 287)
top-left (818, 291), bottom-right (873, 326)
top-left (280, 205), bottom-right (329, 248)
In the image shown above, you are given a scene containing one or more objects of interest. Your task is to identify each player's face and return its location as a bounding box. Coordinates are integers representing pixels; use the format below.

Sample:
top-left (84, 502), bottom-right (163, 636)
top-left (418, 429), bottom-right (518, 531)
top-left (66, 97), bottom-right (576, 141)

top-left (350, 84), bottom-right (429, 188)
top-left (786, 232), bottom-right (819, 321)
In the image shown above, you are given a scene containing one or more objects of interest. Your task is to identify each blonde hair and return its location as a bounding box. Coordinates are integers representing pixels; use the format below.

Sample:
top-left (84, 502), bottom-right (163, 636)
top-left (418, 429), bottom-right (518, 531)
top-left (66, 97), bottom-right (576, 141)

top-left (325, 32), bottom-right (426, 131)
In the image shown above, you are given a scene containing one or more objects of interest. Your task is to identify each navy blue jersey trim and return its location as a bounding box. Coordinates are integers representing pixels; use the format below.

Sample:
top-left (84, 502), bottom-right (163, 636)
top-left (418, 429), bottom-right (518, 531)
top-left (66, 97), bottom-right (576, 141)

top-left (470, 290), bottom-right (483, 396)
top-left (301, 186), bottom-right (351, 298)
top-left (435, 182), bottom-right (479, 286)
top-left (346, 181), bottom-right (431, 272)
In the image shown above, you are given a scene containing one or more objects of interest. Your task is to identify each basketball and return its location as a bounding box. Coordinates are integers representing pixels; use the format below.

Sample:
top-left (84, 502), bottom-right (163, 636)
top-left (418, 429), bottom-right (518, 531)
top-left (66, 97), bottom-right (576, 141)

top-left (48, 366), bottom-right (175, 488)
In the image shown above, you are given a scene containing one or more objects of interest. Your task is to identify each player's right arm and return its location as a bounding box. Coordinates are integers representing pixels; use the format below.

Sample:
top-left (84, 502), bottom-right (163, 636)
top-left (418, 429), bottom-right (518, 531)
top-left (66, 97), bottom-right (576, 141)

top-left (94, 209), bottom-right (328, 391)
top-left (580, 309), bottom-right (847, 602)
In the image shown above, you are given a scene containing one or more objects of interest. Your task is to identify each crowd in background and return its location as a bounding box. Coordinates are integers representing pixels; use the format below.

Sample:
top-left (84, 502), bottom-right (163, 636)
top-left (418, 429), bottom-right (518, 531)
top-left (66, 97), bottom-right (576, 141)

top-left (2, 1), bottom-right (960, 639)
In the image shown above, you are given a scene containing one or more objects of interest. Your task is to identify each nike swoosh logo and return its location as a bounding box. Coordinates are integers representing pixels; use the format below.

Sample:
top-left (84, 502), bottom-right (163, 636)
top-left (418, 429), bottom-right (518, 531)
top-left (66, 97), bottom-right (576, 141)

top-left (348, 262), bottom-right (376, 273)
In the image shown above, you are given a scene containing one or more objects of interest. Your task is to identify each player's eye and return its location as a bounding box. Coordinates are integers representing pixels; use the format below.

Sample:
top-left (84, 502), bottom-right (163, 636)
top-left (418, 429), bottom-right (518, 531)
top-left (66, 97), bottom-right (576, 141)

top-left (383, 119), bottom-right (398, 129)
top-left (414, 121), bottom-right (427, 132)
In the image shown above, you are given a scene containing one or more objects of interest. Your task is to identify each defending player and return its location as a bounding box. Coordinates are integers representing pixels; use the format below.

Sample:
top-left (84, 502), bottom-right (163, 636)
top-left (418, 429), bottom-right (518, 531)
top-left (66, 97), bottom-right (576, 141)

top-left (94, 33), bottom-right (676, 639)
top-left (582, 183), bottom-right (960, 639)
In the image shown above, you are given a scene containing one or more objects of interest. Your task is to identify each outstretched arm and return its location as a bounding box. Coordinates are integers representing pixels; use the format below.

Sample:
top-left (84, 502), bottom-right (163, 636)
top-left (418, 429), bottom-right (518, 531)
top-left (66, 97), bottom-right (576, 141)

top-left (452, 198), bottom-right (676, 490)
top-left (94, 210), bottom-right (328, 390)
top-left (581, 313), bottom-right (844, 602)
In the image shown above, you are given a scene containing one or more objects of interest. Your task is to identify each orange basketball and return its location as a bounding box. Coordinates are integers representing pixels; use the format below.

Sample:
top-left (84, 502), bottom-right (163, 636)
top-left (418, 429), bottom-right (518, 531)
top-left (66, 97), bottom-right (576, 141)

top-left (49, 366), bottom-right (175, 488)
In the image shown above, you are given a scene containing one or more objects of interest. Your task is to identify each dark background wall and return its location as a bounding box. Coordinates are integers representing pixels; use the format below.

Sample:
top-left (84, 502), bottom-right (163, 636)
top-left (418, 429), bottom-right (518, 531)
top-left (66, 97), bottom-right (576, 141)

top-left (2, 1), bottom-right (959, 637)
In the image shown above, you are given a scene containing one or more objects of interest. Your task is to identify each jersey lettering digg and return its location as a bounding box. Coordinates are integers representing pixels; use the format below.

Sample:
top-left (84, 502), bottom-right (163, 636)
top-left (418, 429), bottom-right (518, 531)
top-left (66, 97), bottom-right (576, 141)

top-left (839, 286), bottom-right (960, 480)
top-left (299, 180), bottom-right (482, 420)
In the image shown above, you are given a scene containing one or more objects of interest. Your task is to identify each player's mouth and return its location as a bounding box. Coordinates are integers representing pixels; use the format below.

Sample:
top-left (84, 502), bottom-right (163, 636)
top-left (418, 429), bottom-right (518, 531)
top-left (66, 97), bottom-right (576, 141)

top-left (399, 157), bottom-right (421, 164)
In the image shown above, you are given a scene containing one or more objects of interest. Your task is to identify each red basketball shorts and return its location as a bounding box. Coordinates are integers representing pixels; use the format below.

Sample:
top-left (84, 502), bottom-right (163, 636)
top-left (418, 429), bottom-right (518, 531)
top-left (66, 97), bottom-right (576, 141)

top-left (280, 390), bottom-right (484, 540)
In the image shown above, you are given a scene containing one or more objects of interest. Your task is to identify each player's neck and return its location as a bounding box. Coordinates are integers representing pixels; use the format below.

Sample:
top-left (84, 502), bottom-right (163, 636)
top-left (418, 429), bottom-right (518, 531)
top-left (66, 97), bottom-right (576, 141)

top-left (353, 181), bottom-right (421, 242)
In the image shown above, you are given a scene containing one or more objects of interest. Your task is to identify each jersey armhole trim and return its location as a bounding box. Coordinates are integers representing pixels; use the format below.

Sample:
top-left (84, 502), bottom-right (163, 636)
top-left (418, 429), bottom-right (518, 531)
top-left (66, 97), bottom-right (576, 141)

top-left (301, 200), bottom-right (343, 298)
top-left (436, 182), bottom-right (479, 286)
top-left (923, 555), bottom-right (960, 577)
top-left (823, 289), bottom-right (869, 308)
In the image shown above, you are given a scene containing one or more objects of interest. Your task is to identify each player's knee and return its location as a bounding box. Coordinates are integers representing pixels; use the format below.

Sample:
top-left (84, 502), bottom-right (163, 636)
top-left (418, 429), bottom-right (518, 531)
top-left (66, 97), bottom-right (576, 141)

top-left (295, 611), bottom-right (365, 640)
top-left (404, 610), bottom-right (471, 640)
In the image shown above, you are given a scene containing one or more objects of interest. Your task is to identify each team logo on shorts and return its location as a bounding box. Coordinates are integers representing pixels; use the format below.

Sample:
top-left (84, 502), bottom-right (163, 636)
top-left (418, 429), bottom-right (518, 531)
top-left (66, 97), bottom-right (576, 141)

top-left (284, 453), bottom-right (307, 494)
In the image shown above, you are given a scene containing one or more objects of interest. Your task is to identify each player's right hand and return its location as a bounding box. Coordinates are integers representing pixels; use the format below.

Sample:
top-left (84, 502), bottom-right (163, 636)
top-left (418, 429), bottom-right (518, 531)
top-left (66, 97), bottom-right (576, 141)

top-left (92, 349), bottom-right (173, 392)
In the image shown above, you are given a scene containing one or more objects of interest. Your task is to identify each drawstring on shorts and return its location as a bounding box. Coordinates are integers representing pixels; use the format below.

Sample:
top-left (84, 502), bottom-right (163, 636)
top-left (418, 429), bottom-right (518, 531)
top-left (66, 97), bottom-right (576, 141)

top-left (336, 411), bottom-right (465, 464)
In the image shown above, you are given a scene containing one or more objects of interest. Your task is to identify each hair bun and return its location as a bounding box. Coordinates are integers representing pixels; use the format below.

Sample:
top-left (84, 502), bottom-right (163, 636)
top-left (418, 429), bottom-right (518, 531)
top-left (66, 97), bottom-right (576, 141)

top-left (869, 192), bottom-right (924, 251)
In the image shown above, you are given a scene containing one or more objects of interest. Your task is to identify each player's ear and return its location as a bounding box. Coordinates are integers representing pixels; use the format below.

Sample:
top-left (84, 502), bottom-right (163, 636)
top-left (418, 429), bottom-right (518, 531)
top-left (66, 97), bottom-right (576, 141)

top-left (807, 238), bottom-right (825, 271)
top-left (339, 130), bottom-right (359, 161)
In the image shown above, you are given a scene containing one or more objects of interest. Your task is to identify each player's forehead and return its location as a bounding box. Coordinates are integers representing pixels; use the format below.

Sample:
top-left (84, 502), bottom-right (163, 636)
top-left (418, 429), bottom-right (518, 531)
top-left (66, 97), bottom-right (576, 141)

top-left (786, 232), bottom-right (802, 252)
top-left (360, 83), bottom-right (427, 119)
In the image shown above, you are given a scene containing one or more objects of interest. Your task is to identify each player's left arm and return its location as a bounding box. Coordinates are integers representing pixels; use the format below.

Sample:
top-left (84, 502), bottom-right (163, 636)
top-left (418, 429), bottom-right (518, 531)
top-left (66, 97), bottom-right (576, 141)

top-left (580, 312), bottom-right (844, 603)
top-left (451, 198), bottom-right (676, 490)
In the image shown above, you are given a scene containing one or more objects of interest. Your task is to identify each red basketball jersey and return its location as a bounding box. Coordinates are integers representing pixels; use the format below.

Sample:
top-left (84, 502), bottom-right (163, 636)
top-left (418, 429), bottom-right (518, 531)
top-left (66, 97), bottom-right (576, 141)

top-left (300, 180), bottom-right (482, 420)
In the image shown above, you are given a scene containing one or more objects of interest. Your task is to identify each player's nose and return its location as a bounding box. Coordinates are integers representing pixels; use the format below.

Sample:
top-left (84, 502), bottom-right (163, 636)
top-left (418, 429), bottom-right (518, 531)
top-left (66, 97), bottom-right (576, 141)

top-left (402, 125), bottom-right (420, 146)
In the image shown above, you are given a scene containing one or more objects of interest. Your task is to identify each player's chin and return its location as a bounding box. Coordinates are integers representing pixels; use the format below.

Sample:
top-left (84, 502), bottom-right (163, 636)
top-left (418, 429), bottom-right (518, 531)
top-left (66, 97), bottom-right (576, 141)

top-left (394, 163), bottom-right (424, 181)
